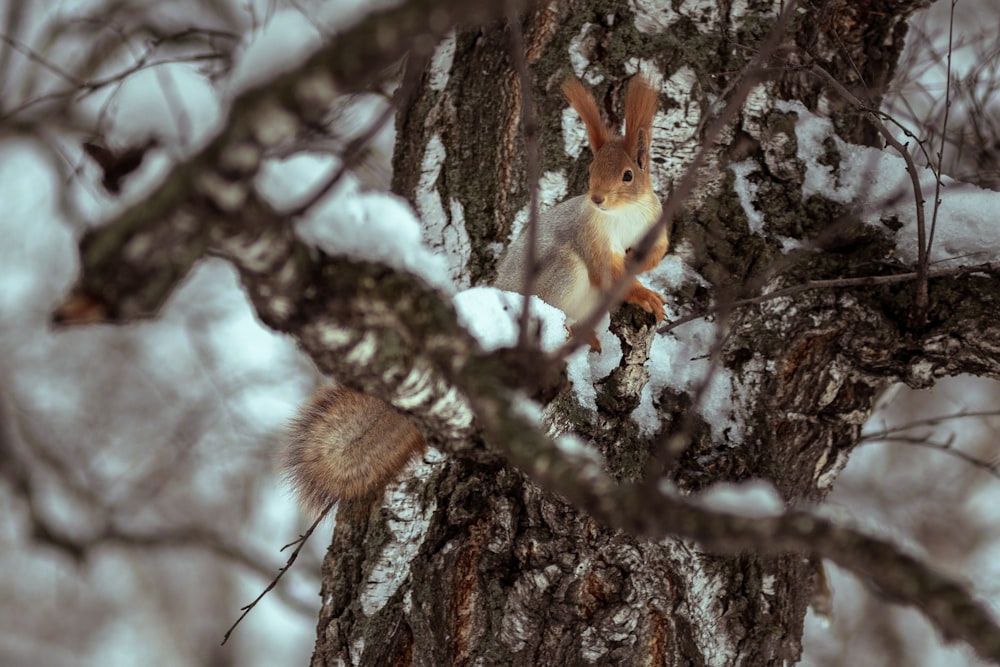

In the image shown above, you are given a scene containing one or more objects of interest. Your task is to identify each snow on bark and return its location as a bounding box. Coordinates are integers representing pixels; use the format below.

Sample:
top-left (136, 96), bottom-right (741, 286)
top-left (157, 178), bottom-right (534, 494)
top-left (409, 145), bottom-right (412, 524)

top-left (777, 99), bottom-right (1000, 266)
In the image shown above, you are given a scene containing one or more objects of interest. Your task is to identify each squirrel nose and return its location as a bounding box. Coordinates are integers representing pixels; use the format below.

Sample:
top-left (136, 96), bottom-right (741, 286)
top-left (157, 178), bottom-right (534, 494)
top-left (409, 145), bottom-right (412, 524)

top-left (591, 195), bottom-right (604, 206)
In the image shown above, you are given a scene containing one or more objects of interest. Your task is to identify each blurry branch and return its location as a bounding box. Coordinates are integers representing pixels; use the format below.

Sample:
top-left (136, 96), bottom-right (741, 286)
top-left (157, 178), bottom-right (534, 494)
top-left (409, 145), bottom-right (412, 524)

top-left (0, 391), bottom-right (315, 616)
top-left (0, 32), bottom-right (80, 86)
top-left (505, 3), bottom-right (542, 350)
top-left (54, 0), bottom-right (536, 324)
top-left (553, 0), bottom-right (799, 359)
top-left (283, 54), bottom-right (427, 218)
top-left (1, 27), bottom-right (236, 123)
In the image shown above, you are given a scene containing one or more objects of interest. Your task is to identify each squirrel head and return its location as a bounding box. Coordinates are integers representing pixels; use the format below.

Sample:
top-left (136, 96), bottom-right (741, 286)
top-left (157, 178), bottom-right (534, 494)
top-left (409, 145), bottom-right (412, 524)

top-left (562, 76), bottom-right (659, 212)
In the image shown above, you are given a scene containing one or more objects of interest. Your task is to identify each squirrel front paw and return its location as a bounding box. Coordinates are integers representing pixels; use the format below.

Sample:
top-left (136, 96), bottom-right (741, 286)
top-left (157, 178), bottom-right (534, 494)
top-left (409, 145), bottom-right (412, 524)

top-left (626, 281), bottom-right (665, 321)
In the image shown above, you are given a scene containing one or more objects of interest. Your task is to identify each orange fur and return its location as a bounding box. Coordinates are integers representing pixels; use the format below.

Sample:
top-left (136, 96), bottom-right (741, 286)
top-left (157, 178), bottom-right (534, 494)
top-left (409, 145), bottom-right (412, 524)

top-left (631, 229), bottom-right (669, 273)
top-left (562, 78), bottom-right (610, 153)
top-left (284, 385), bottom-right (427, 514)
top-left (626, 279), bottom-right (666, 320)
top-left (623, 76), bottom-right (658, 159)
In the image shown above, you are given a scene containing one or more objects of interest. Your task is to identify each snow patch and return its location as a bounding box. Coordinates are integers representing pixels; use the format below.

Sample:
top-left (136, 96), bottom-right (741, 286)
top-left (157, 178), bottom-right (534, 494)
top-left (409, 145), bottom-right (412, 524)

top-left (696, 479), bottom-right (785, 518)
top-left (510, 171), bottom-right (570, 239)
top-left (777, 100), bottom-right (1000, 266)
top-left (731, 158), bottom-right (765, 233)
top-left (568, 23), bottom-right (603, 84)
top-left (295, 185), bottom-right (454, 292)
top-left (630, 0), bottom-right (682, 34)
top-left (453, 287), bottom-right (568, 352)
top-left (633, 316), bottom-right (739, 441)
top-left (230, 10), bottom-right (323, 94)
top-left (102, 62), bottom-right (222, 152)
top-left (428, 31), bottom-right (456, 92)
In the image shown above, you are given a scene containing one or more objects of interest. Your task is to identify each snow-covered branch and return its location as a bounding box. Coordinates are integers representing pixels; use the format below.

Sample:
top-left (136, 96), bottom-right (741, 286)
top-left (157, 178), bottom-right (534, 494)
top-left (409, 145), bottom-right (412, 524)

top-left (54, 0), bottom-right (534, 324)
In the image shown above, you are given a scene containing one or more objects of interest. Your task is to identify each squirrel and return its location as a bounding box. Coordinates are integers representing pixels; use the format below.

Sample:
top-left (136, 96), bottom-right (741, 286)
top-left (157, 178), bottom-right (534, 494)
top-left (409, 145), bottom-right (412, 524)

top-left (284, 75), bottom-right (667, 513)
top-left (494, 75), bottom-right (667, 339)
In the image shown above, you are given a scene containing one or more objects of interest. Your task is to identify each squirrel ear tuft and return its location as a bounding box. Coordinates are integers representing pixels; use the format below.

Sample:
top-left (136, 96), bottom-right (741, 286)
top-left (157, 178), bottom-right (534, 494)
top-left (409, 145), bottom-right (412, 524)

top-left (636, 128), bottom-right (648, 170)
top-left (623, 75), bottom-right (658, 162)
top-left (562, 78), bottom-right (610, 154)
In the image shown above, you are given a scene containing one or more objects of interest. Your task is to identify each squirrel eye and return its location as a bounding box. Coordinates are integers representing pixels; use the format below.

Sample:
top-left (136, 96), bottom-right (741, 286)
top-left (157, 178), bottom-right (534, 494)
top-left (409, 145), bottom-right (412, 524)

top-left (622, 169), bottom-right (633, 182)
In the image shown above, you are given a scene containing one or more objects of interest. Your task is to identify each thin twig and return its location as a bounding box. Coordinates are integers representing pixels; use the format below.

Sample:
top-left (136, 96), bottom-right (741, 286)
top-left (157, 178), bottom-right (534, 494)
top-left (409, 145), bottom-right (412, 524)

top-left (551, 0), bottom-right (800, 360)
top-left (505, 2), bottom-right (543, 350)
top-left (925, 0), bottom-right (958, 312)
top-left (658, 261), bottom-right (1000, 335)
top-left (810, 64), bottom-right (931, 320)
top-left (221, 502), bottom-right (334, 645)
top-left (861, 435), bottom-right (1000, 480)
top-left (863, 409), bottom-right (1000, 436)
top-left (0, 32), bottom-right (82, 86)
top-left (285, 57), bottom-right (426, 218)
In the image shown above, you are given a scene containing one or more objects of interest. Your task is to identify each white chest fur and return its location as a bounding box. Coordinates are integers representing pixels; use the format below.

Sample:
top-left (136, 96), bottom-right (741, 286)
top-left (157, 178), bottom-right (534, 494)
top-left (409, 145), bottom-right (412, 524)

top-left (592, 193), bottom-right (662, 254)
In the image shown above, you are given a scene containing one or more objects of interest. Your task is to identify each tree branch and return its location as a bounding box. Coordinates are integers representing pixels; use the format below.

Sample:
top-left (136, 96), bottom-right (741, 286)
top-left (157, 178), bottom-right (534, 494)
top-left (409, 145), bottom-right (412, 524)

top-left (54, 0), bottom-right (535, 324)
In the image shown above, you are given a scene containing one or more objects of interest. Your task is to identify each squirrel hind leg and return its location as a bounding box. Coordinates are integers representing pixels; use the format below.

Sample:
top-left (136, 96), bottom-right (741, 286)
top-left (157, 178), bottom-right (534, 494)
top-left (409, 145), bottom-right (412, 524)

top-left (283, 385), bottom-right (427, 514)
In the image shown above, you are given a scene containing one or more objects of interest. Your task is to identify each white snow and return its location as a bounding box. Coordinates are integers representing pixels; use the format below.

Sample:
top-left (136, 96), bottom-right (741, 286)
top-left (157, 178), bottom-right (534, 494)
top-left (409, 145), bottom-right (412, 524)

top-left (297, 188), bottom-right (454, 291)
top-left (694, 479), bottom-right (785, 518)
top-left (633, 315), bottom-right (740, 441)
top-left (256, 150), bottom-right (456, 291)
top-left (509, 171), bottom-right (570, 241)
top-left (454, 287), bottom-right (568, 352)
top-left (99, 61), bottom-right (223, 152)
top-left (778, 99), bottom-right (1000, 266)
top-left (230, 10), bottom-right (323, 93)
top-left (563, 104), bottom-right (591, 158)
top-left (652, 67), bottom-right (701, 189)
top-left (731, 158), bottom-right (765, 233)
top-left (451, 287), bottom-right (622, 413)
top-left (567, 23), bottom-right (602, 85)
top-left (428, 31), bottom-right (456, 92)
top-left (630, 0), bottom-right (682, 34)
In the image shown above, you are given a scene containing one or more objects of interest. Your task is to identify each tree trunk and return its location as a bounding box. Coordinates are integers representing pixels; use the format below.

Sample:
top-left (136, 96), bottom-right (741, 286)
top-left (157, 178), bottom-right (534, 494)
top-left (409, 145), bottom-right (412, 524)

top-left (53, 0), bottom-right (1000, 663)
top-left (308, 1), bottom-right (965, 665)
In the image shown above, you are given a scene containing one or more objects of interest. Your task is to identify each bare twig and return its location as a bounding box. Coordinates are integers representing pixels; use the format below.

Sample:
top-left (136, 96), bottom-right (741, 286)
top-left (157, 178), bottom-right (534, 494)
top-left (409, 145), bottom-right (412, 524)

top-left (865, 409), bottom-right (1000, 435)
top-left (283, 56), bottom-right (427, 219)
top-left (658, 261), bottom-right (1000, 335)
top-left (810, 64), bottom-right (931, 319)
top-left (221, 502), bottom-right (334, 645)
top-left (861, 435), bottom-right (1000, 480)
top-left (504, 2), bottom-right (543, 350)
top-left (925, 0), bottom-right (958, 308)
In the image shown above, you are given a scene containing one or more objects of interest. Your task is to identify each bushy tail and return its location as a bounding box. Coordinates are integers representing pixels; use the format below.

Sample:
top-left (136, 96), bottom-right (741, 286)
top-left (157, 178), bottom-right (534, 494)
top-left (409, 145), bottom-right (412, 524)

top-left (283, 385), bottom-right (426, 514)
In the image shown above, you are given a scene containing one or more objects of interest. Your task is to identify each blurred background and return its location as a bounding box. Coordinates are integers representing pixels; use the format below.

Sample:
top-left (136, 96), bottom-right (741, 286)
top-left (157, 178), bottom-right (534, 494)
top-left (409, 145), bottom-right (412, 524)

top-left (0, 1), bottom-right (997, 665)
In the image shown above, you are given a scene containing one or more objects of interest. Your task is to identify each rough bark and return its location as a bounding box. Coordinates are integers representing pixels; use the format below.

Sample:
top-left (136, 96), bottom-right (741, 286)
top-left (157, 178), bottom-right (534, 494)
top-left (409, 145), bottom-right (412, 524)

top-left (310, 1), bottom-right (996, 666)
top-left (54, 0), bottom-right (1000, 665)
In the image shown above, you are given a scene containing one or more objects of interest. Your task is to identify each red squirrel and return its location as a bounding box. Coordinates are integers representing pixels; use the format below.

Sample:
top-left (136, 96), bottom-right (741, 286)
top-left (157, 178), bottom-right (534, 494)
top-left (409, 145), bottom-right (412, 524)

top-left (284, 76), bottom-right (667, 512)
